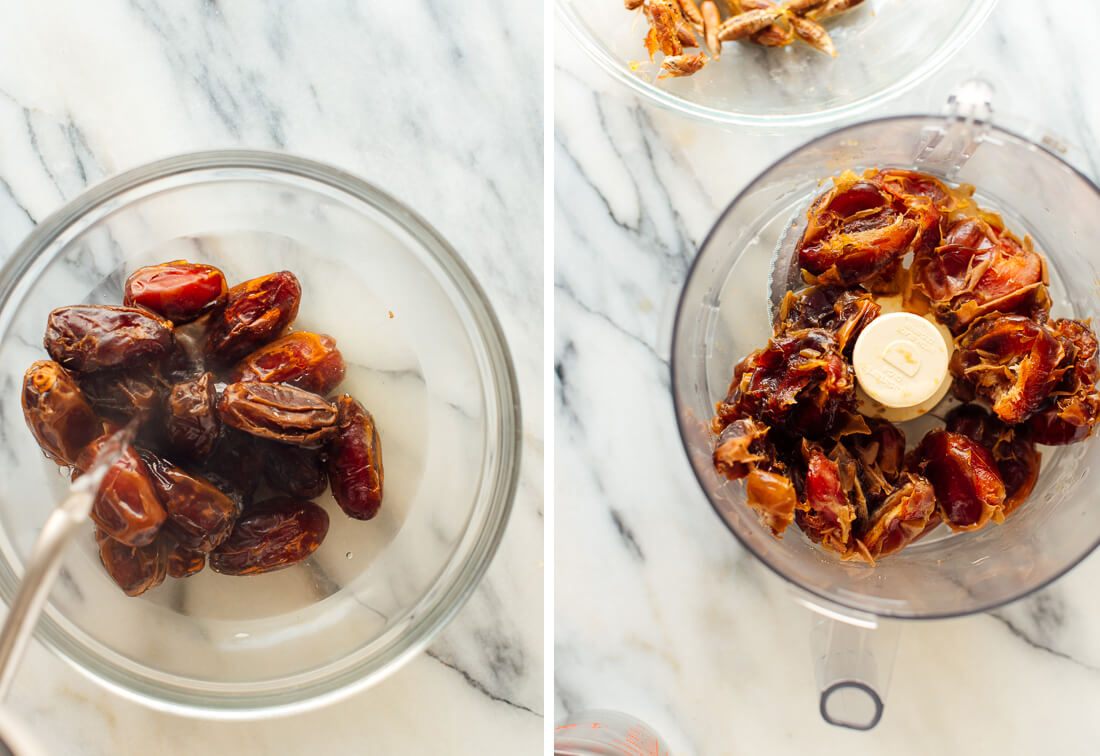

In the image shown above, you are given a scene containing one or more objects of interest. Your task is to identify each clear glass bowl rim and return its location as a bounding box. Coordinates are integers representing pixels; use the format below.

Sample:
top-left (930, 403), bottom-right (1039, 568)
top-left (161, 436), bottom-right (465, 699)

top-left (0, 150), bottom-right (523, 718)
top-left (556, 0), bottom-right (1000, 128)
top-left (671, 114), bottom-right (1100, 620)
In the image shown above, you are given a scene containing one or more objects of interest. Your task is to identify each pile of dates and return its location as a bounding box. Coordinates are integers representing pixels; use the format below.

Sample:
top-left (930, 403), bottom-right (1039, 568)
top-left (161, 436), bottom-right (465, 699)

top-left (22, 261), bottom-right (383, 595)
top-left (712, 169), bottom-right (1100, 563)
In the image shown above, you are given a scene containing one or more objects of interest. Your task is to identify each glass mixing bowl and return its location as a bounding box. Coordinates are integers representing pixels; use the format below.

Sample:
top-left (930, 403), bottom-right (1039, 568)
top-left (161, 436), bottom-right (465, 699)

top-left (0, 151), bottom-right (521, 717)
top-left (672, 113), bottom-right (1100, 727)
top-left (558, 0), bottom-right (998, 127)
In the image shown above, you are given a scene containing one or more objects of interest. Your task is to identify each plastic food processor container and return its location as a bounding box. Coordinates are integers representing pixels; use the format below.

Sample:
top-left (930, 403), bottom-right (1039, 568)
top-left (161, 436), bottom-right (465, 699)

top-left (671, 85), bottom-right (1100, 729)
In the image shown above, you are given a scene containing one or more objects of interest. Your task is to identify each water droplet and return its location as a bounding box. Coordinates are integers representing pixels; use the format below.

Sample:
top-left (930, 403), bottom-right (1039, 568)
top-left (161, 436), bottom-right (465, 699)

top-left (234, 632), bottom-right (249, 639)
top-left (345, 551), bottom-right (353, 559)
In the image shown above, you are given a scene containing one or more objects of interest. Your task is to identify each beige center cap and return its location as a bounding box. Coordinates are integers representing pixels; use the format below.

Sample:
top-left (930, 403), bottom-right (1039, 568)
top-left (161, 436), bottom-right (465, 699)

top-left (852, 312), bottom-right (950, 409)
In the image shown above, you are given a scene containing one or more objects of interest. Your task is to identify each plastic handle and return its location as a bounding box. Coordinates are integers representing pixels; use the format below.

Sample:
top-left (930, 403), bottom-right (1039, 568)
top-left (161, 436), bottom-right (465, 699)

top-left (809, 613), bottom-right (900, 731)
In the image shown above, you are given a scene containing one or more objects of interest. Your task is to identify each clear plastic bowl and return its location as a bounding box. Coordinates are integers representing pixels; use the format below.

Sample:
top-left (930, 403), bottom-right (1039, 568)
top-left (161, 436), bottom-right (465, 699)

top-left (0, 151), bottom-right (521, 717)
top-left (558, 0), bottom-right (999, 127)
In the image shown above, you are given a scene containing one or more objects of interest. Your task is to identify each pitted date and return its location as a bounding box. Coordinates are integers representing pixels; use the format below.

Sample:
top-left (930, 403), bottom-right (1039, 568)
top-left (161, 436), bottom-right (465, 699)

top-left (266, 443), bottom-right (329, 499)
top-left (209, 497), bottom-right (329, 575)
top-left (858, 475), bottom-right (937, 560)
top-left (124, 260), bottom-right (227, 323)
top-left (77, 435), bottom-right (167, 547)
top-left (165, 372), bottom-right (219, 460)
top-left (205, 271), bottom-right (301, 365)
top-left (218, 382), bottom-right (337, 446)
top-left (45, 305), bottom-right (173, 372)
top-left (230, 331), bottom-right (346, 395)
top-left (96, 529), bottom-right (167, 597)
top-left (946, 404), bottom-right (1040, 516)
top-left (139, 450), bottom-right (238, 552)
top-left (912, 429), bottom-right (1006, 531)
top-left (22, 360), bottom-right (100, 465)
top-left (327, 395), bottom-right (384, 520)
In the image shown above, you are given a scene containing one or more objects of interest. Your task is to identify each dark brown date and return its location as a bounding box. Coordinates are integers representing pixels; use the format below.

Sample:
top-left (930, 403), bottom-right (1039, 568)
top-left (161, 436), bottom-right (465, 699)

top-left (76, 368), bottom-right (165, 425)
top-left (229, 331), bottom-right (346, 395)
top-left (797, 444), bottom-right (857, 554)
top-left (77, 436), bottom-right (167, 547)
top-left (774, 285), bottom-right (881, 355)
top-left (265, 443), bottom-right (328, 499)
top-left (912, 429), bottom-right (1006, 531)
top-left (22, 360), bottom-right (100, 465)
top-left (96, 529), bottom-right (167, 596)
top-left (858, 475), bottom-right (937, 560)
top-left (1027, 318), bottom-right (1100, 445)
top-left (205, 271), bottom-right (301, 365)
top-left (217, 382), bottom-right (337, 446)
top-left (165, 372), bottom-right (219, 460)
top-left (45, 305), bottom-right (174, 372)
top-left (197, 428), bottom-right (266, 506)
top-left (209, 497), bottom-right (329, 576)
top-left (713, 417), bottom-right (770, 482)
top-left (327, 395), bottom-right (384, 520)
top-left (124, 260), bottom-right (228, 323)
top-left (946, 404), bottom-right (1040, 516)
top-left (138, 450), bottom-right (238, 552)
top-left (159, 529), bottom-right (206, 578)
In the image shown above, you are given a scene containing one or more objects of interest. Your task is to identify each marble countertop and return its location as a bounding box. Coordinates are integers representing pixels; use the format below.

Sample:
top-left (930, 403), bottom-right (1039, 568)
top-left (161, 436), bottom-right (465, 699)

top-left (0, 2), bottom-right (542, 754)
top-left (555, 0), bottom-right (1100, 753)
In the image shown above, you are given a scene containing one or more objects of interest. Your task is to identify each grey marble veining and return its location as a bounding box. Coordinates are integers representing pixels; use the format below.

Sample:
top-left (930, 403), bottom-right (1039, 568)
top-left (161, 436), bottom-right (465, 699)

top-left (556, 0), bottom-right (1100, 752)
top-left (0, 1), bottom-right (542, 754)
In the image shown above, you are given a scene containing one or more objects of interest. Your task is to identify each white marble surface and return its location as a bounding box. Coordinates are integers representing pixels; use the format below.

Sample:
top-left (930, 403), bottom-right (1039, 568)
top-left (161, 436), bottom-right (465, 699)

top-left (0, 1), bottom-right (542, 754)
top-left (555, 0), bottom-right (1100, 753)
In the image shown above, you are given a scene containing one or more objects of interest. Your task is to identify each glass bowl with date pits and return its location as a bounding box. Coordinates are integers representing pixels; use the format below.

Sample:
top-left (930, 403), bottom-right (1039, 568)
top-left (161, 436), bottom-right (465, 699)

top-left (0, 151), bottom-right (521, 716)
top-left (672, 104), bottom-right (1100, 729)
top-left (557, 0), bottom-right (998, 127)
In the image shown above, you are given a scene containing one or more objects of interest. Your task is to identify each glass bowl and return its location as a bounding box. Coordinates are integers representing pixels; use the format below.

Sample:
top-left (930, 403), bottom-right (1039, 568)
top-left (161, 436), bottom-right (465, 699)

top-left (0, 151), bottom-right (521, 717)
top-left (558, 0), bottom-right (999, 127)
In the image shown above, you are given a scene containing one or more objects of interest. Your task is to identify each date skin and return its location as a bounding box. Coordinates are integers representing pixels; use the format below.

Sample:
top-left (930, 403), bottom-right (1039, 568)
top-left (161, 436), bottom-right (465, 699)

top-left (76, 367), bottom-right (165, 425)
top-left (205, 271), bottom-right (301, 366)
top-left (774, 285), bottom-right (881, 356)
top-left (858, 475), bottom-right (937, 561)
top-left (218, 382), bottom-right (337, 446)
top-left (229, 331), bottom-right (346, 396)
top-left (197, 428), bottom-right (266, 506)
top-left (1027, 318), bottom-right (1100, 445)
top-left (266, 443), bottom-right (329, 499)
top-left (946, 404), bottom-right (1040, 516)
top-left (327, 395), bottom-right (384, 520)
top-left (912, 429), bottom-right (1006, 531)
top-left (76, 436), bottom-right (167, 547)
top-left (139, 450), bottom-right (238, 552)
top-left (159, 528), bottom-right (206, 578)
top-left (96, 529), bottom-right (167, 596)
top-left (124, 260), bottom-right (228, 323)
top-left (45, 305), bottom-right (174, 372)
top-left (22, 360), bottom-right (101, 465)
top-left (209, 497), bottom-right (329, 575)
top-left (165, 372), bottom-right (219, 460)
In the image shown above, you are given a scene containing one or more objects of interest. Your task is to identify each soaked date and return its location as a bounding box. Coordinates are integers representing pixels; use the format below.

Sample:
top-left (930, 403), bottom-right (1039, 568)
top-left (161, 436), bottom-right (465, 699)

top-left (911, 429), bottom-right (1006, 531)
top-left (209, 497), bottom-right (329, 575)
top-left (77, 435), bottom-right (167, 547)
top-left (230, 331), bottom-right (346, 395)
top-left (76, 367), bottom-right (165, 425)
top-left (165, 372), bottom-right (219, 460)
top-left (22, 360), bottom-right (101, 465)
top-left (45, 305), bottom-right (174, 372)
top-left (327, 395), bottom-right (384, 520)
top-left (266, 443), bottom-right (329, 499)
top-left (139, 450), bottom-right (238, 552)
top-left (159, 528), bottom-right (206, 579)
top-left (858, 474), bottom-right (937, 560)
top-left (124, 260), bottom-right (228, 323)
top-left (217, 382), bottom-right (337, 446)
top-left (205, 271), bottom-right (301, 365)
top-left (96, 529), bottom-right (167, 596)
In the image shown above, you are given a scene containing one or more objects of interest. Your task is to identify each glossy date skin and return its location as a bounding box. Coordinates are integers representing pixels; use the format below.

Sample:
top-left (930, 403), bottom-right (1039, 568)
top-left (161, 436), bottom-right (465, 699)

top-left (165, 372), bottom-right (219, 460)
top-left (912, 429), bottom-right (1006, 531)
top-left (1027, 318), bottom-right (1100, 444)
top-left (327, 395), bottom-right (384, 520)
top-left (217, 382), bottom-right (337, 446)
top-left (159, 528), bottom-right (206, 578)
top-left (774, 285), bottom-right (881, 355)
top-left (797, 444), bottom-right (857, 554)
top-left (124, 260), bottom-right (228, 323)
top-left (22, 360), bottom-right (101, 465)
top-left (205, 271), bottom-right (301, 366)
top-left (209, 498), bottom-right (329, 575)
top-left (858, 475), bottom-right (937, 560)
top-left (266, 443), bottom-right (329, 499)
top-left (77, 436), bottom-right (167, 547)
top-left (45, 305), bottom-right (174, 372)
top-left (76, 367), bottom-right (165, 425)
top-left (945, 404), bottom-right (1040, 516)
top-left (230, 331), bottom-right (346, 395)
top-left (96, 529), bottom-right (167, 597)
top-left (139, 450), bottom-right (238, 552)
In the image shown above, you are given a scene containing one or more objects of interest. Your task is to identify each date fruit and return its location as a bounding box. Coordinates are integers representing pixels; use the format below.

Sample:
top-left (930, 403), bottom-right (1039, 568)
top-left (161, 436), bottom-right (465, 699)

top-left (230, 331), bottom-right (346, 395)
top-left (946, 404), bottom-right (1040, 516)
top-left (77, 436), bottom-right (167, 547)
top-left (139, 450), bottom-right (238, 552)
top-left (124, 260), bottom-right (228, 323)
top-left (96, 529), bottom-right (167, 597)
top-left (76, 367), bottom-right (164, 425)
top-left (858, 475), bottom-right (937, 560)
top-left (774, 285), bottom-right (881, 355)
top-left (165, 373), bottom-right (219, 460)
top-left (912, 429), bottom-right (1006, 531)
top-left (22, 360), bottom-right (100, 465)
top-left (266, 443), bottom-right (329, 499)
top-left (217, 382), bottom-right (337, 446)
top-left (205, 271), bottom-right (301, 365)
top-left (327, 395), bottom-right (384, 520)
top-left (160, 529), bottom-right (206, 579)
top-left (45, 305), bottom-right (174, 372)
top-left (209, 497), bottom-right (329, 575)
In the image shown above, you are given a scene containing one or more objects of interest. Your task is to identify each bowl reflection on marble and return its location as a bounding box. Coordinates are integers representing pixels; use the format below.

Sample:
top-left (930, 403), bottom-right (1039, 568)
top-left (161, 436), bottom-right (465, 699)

top-left (0, 151), bottom-right (521, 716)
top-left (557, 0), bottom-right (998, 128)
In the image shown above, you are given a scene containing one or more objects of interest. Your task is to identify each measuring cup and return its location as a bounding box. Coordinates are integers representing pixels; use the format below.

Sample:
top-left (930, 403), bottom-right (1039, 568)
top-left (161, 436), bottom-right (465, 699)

top-left (671, 84), bottom-right (1100, 729)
